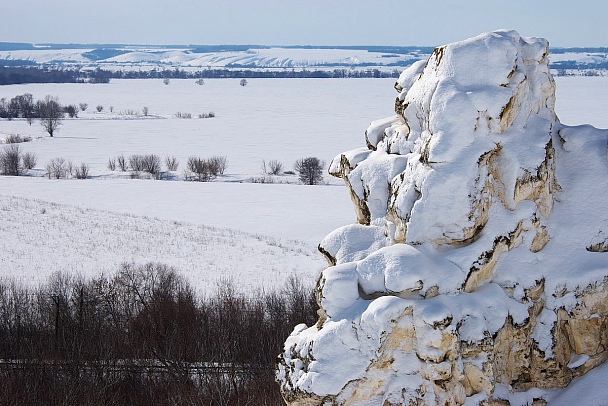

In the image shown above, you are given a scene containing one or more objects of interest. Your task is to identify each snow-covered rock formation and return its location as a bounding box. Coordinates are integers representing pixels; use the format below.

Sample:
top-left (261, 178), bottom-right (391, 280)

top-left (277, 30), bottom-right (608, 405)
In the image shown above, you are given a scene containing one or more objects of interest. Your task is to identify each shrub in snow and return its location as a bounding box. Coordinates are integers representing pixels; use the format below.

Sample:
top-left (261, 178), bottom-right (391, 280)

top-left (22, 152), bottom-right (36, 171)
top-left (63, 104), bottom-right (78, 118)
top-left (4, 134), bottom-right (31, 144)
top-left (186, 156), bottom-right (214, 182)
top-left (262, 159), bottom-right (283, 176)
top-left (294, 157), bottom-right (324, 185)
top-left (74, 163), bottom-right (90, 179)
top-left (164, 155), bottom-right (179, 171)
top-left (45, 157), bottom-right (68, 179)
top-left (208, 156), bottom-right (227, 176)
top-left (0, 144), bottom-right (21, 176)
top-left (117, 154), bottom-right (128, 171)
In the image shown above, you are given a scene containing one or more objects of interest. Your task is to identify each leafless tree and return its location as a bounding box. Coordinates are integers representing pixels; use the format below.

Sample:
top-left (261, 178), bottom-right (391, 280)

top-left (0, 145), bottom-right (21, 176)
top-left (142, 106), bottom-right (149, 116)
top-left (117, 155), bottom-right (128, 171)
top-left (74, 163), bottom-right (90, 179)
top-left (37, 95), bottom-right (64, 137)
top-left (294, 157), bottom-right (325, 185)
top-left (208, 156), bottom-right (227, 176)
top-left (45, 157), bottom-right (68, 179)
top-left (165, 155), bottom-right (179, 171)
top-left (263, 159), bottom-right (283, 175)
top-left (22, 152), bottom-right (37, 171)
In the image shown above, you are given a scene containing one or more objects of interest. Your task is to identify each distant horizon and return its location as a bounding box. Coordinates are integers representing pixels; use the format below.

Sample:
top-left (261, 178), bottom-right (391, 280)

top-left (1, 41), bottom-right (606, 50)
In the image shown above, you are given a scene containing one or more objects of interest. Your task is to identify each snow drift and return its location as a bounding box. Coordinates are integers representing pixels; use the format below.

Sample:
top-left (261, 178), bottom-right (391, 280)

top-left (277, 30), bottom-right (608, 405)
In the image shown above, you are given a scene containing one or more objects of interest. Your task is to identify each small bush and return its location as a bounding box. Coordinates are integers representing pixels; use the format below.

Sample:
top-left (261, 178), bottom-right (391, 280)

top-left (63, 104), bottom-right (78, 118)
top-left (186, 156), bottom-right (213, 182)
top-left (175, 112), bottom-right (192, 119)
top-left (5, 134), bottom-right (31, 144)
top-left (78, 102), bottom-right (88, 111)
top-left (66, 160), bottom-right (74, 176)
top-left (74, 163), bottom-right (90, 179)
top-left (0, 144), bottom-right (21, 175)
top-left (263, 159), bottom-right (283, 175)
top-left (45, 157), bottom-right (68, 179)
top-left (195, 78), bottom-right (204, 85)
top-left (198, 112), bottom-right (215, 118)
top-left (117, 154), bottom-right (128, 171)
top-left (107, 157), bottom-right (116, 171)
top-left (165, 155), bottom-right (179, 171)
top-left (128, 154), bottom-right (161, 178)
top-left (142, 154), bottom-right (161, 176)
top-left (96, 105), bottom-right (103, 113)
top-left (163, 78), bottom-right (170, 85)
top-left (209, 156), bottom-right (227, 176)
top-left (248, 175), bottom-right (275, 184)
top-left (22, 152), bottom-right (37, 171)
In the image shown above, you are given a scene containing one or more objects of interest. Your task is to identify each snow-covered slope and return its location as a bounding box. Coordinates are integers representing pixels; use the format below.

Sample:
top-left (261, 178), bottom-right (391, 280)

top-left (277, 30), bottom-right (608, 405)
top-left (0, 43), bottom-right (606, 73)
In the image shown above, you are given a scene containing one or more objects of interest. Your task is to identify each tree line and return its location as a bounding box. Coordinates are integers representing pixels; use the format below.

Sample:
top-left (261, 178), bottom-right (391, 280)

top-left (0, 263), bottom-right (318, 405)
top-left (0, 65), bottom-right (402, 85)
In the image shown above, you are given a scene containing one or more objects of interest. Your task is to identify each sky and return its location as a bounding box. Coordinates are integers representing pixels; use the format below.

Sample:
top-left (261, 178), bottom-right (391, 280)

top-left (2, 0), bottom-right (607, 47)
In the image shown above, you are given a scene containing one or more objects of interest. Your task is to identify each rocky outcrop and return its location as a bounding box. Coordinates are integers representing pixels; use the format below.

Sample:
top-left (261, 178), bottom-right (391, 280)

top-left (277, 30), bottom-right (608, 405)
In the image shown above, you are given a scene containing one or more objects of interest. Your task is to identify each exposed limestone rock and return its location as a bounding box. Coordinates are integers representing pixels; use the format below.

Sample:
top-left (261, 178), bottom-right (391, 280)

top-left (277, 30), bottom-right (608, 405)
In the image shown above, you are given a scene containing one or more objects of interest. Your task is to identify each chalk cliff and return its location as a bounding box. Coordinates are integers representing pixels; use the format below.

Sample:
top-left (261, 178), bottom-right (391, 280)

top-left (277, 30), bottom-right (608, 405)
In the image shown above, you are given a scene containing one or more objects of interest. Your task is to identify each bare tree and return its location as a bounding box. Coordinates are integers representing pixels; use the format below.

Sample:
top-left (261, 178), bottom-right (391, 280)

top-left (263, 159), bottom-right (283, 175)
top-left (165, 155), bottom-right (179, 171)
top-left (74, 163), bottom-right (90, 179)
top-left (78, 103), bottom-right (88, 112)
top-left (117, 155), bottom-right (128, 171)
top-left (208, 156), bottom-right (227, 176)
top-left (45, 157), bottom-right (68, 179)
top-left (142, 106), bottom-right (149, 116)
top-left (294, 157), bottom-right (325, 185)
top-left (37, 95), bottom-right (64, 137)
top-left (22, 151), bottom-right (37, 171)
top-left (0, 145), bottom-right (21, 176)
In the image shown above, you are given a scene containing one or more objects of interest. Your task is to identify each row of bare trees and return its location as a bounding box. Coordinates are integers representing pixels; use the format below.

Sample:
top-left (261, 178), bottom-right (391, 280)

top-left (0, 263), bottom-right (317, 405)
top-left (0, 93), bottom-right (64, 136)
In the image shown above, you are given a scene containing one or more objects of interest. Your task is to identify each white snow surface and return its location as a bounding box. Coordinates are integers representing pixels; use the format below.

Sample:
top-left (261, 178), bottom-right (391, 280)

top-left (279, 30), bottom-right (608, 404)
top-left (0, 78), bottom-right (402, 293)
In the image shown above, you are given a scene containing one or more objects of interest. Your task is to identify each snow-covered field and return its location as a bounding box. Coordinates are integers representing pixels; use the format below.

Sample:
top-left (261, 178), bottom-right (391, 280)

top-left (0, 76), bottom-right (606, 294)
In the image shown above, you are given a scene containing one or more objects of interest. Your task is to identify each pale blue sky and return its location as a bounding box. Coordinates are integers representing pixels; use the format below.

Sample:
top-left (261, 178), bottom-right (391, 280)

top-left (2, 0), bottom-right (606, 47)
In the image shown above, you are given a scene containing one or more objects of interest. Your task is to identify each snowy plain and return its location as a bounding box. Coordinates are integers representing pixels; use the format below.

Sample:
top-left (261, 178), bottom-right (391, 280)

top-left (0, 76), bottom-right (606, 296)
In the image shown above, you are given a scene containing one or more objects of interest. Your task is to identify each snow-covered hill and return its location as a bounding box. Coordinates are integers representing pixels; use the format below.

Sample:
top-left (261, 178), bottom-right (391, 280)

top-left (0, 42), bottom-right (606, 73)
